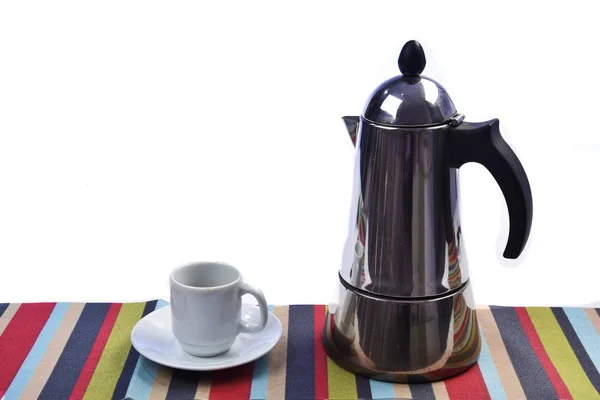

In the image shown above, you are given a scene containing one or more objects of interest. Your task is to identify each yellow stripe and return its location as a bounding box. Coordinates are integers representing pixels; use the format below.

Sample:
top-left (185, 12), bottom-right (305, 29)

top-left (149, 366), bottom-right (172, 400)
top-left (527, 307), bottom-right (599, 399)
top-left (0, 303), bottom-right (21, 335)
top-left (476, 306), bottom-right (526, 399)
top-left (325, 303), bottom-right (358, 400)
top-left (267, 305), bottom-right (289, 399)
top-left (327, 357), bottom-right (358, 400)
top-left (392, 382), bottom-right (412, 398)
top-left (20, 303), bottom-right (85, 400)
top-left (584, 308), bottom-right (600, 335)
top-left (83, 302), bottom-right (146, 399)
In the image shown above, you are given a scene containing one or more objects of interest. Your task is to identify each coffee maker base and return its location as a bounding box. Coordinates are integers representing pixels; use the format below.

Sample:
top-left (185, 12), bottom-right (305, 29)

top-left (322, 278), bottom-right (481, 383)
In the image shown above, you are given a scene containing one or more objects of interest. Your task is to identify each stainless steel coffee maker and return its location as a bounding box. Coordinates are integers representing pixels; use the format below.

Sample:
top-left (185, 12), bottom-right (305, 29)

top-left (323, 40), bottom-right (533, 383)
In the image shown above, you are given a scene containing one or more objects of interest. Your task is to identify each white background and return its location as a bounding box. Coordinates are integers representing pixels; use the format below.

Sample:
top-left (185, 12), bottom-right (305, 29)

top-left (1, 1), bottom-right (599, 307)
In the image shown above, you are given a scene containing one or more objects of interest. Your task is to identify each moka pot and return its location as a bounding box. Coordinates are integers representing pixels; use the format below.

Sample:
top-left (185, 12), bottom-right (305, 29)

top-left (322, 40), bottom-right (533, 383)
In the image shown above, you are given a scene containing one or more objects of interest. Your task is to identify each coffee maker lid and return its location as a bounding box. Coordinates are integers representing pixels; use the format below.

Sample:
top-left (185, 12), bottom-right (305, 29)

top-left (362, 40), bottom-right (458, 127)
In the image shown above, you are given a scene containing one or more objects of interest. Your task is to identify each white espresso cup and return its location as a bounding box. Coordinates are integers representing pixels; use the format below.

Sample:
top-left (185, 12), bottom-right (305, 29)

top-left (169, 262), bottom-right (268, 357)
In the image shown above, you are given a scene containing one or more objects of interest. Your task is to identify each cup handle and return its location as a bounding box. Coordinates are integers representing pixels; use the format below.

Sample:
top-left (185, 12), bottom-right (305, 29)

top-left (238, 282), bottom-right (268, 334)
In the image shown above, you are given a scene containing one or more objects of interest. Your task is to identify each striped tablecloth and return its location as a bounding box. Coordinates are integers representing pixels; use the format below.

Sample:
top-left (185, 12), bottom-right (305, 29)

top-left (1, 301), bottom-right (599, 400)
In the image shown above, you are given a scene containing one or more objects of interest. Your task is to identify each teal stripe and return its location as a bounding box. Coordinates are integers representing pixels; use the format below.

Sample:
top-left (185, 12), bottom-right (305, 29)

top-left (478, 331), bottom-right (507, 400)
top-left (250, 305), bottom-right (274, 399)
top-left (4, 303), bottom-right (69, 399)
top-left (125, 299), bottom-right (169, 400)
top-left (563, 307), bottom-right (600, 371)
top-left (369, 378), bottom-right (396, 399)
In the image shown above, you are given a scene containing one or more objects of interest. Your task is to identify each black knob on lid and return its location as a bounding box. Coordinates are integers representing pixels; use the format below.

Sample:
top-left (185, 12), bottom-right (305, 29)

top-left (398, 40), bottom-right (426, 76)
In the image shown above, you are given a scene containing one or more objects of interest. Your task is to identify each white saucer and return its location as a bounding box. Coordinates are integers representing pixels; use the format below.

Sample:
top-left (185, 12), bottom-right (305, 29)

top-left (131, 303), bottom-right (282, 371)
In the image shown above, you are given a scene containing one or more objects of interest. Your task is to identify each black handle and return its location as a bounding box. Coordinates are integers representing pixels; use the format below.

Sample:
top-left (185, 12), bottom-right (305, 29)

top-left (447, 119), bottom-right (533, 259)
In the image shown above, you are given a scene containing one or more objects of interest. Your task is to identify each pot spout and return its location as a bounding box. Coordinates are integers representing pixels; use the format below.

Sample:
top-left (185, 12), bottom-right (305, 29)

top-left (342, 116), bottom-right (360, 147)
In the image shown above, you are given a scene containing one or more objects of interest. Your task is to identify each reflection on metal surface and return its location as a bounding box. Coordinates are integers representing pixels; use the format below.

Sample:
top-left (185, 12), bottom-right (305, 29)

top-left (446, 235), bottom-right (463, 289)
top-left (362, 76), bottom-right (457, 126)
top-left (380, 95), bottom-right (403, 119)
top-left (339, 118), bottom-right (468, 298)
top-left (323, 277), bottom-right (481, 383)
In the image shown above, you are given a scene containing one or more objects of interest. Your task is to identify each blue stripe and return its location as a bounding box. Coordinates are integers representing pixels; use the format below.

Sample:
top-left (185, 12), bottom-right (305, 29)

top-left (369, 378), bottom-right (396, 399)
top-left (125, 299), bottom-right (169, 400)
top-left (38, 303), bottom-right (112, 400)
top-left (285, 305), bottom-right (315, 399)
top-left (250, 305), bottom-right (274, 400)
top-left (564, 308), bottom-right (600, 372)
top-left (478, 330), bottom-right (508, 400)
top-left (0, 303), bottom-right (8, 318)
top-left (111, 300), bottom-right (158, 400)
top-left (4, 303), bottom-right (68, 399)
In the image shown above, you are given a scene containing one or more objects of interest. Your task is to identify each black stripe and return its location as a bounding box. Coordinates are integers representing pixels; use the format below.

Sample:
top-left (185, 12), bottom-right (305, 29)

top-left (166, 369), bottom-right (201, 400)
top-left (111, 300), bottom-right (158, 399)
top-left (552, 307), bottom-right (600, 394)
top-left (491, 306), bottom-right (558, 399)
top-left (408, 381), bottom-right (435, 400)
top-left (355, 374), bottom-right (372, 399)
top-left (285, 305), bottom-right (315, 399)
top-left (39, 303), bottom-right (111, 400)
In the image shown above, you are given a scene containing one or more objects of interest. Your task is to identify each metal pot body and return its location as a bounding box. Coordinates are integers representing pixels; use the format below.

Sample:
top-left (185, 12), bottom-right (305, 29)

top-left (323, 277), bottom-right (481, 383)
top-left (340, 118), bottom-right (468, 298)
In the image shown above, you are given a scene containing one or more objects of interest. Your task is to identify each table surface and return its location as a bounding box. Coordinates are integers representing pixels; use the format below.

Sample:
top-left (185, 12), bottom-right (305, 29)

top-left (1, 301), bottom-right (600, 399)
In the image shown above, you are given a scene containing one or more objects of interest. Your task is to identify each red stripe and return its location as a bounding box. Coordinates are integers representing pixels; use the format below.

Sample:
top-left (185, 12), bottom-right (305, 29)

top-left (515, 307), bottom-right (572, 399)
top-left (314, 305), bottom-right (328, 399)
top-left (445, 363), bottom-right (490, 400)
top-left (0, 303), bottom-right (56, 396)
top-left (209, 363), bottom-right (253, 399)
top-left (69, 303), bottom-right (121, 400)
